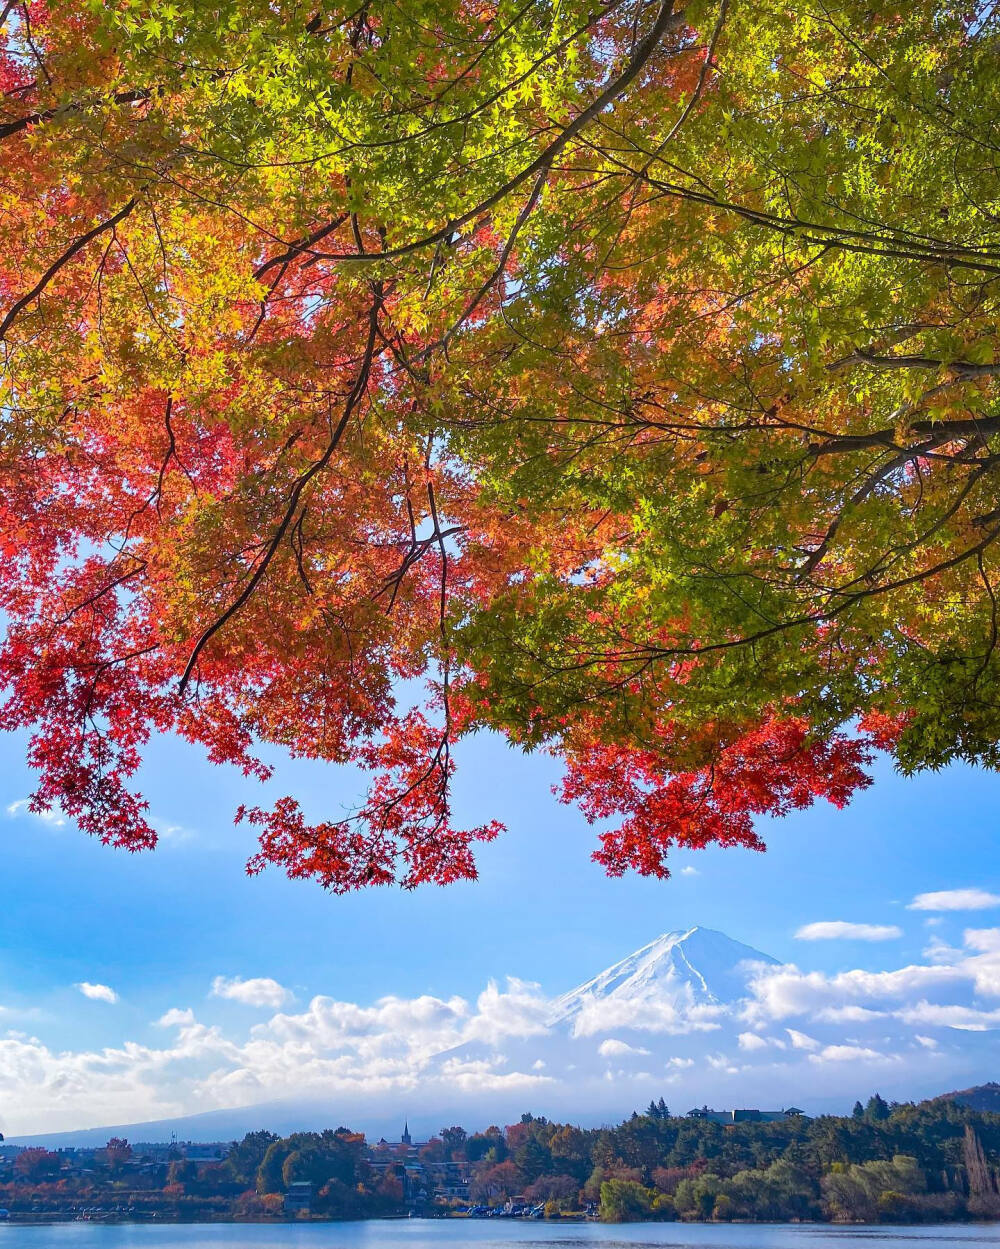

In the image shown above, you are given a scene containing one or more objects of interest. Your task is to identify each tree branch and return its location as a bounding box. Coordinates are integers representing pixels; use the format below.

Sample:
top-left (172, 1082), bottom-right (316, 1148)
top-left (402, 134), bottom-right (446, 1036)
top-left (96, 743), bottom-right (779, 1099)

top-left (0, 198), bottom-right (137, 341)
top-left (177, 301), bottom-right (381, 694)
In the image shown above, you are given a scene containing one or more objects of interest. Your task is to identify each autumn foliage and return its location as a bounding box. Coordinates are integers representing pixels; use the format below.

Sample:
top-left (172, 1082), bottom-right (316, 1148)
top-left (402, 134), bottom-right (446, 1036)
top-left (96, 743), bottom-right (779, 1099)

top-left (0, 0), bottom-right (998, 888)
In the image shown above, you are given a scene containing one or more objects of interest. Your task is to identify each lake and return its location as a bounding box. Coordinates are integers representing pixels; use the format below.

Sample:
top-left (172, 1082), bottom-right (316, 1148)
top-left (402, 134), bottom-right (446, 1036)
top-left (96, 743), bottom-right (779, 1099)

top-left (0, 1222), bottom-right (997, 1249)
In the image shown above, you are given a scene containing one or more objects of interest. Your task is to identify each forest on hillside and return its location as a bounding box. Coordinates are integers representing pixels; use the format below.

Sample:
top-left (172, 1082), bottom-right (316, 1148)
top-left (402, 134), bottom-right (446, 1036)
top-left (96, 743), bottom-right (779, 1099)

top-left (411, 1096), bottom-right (1000, 1221)
top-left (5, 1095), bottom-right (1000, 1223)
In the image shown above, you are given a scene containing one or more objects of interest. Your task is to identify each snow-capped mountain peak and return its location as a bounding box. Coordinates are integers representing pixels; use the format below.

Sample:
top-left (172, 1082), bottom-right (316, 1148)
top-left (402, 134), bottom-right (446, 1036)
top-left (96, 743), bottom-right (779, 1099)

top-left (551, 926), bottom-right (777, 1023)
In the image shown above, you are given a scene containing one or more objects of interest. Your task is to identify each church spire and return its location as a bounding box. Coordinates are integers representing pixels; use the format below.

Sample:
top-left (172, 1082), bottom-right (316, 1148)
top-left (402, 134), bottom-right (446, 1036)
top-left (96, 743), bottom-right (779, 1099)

top-left (402, 1120), bottom-right (412, 1146)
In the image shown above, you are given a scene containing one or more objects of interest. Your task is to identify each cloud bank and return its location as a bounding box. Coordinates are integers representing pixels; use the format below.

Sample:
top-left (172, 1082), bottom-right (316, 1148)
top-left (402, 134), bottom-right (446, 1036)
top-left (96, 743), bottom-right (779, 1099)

top-left (2, 928), bottom-right (999, 1138)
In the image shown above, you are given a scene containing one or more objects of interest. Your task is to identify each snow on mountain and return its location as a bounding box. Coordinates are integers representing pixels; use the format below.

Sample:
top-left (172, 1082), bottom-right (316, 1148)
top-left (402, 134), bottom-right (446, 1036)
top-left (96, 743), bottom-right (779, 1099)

top-left (8, 925), bottom-right (997, 1145)
top-left (429, 922), bottom-right (992, 1115)
top-left (551, 926), bottom-right (778, 1025)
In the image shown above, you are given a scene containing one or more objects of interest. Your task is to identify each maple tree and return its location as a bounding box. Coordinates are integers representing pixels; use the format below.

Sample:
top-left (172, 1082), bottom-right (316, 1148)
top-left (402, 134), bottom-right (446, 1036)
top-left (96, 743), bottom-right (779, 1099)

top-left (1, 0), bottom-right (999, 890)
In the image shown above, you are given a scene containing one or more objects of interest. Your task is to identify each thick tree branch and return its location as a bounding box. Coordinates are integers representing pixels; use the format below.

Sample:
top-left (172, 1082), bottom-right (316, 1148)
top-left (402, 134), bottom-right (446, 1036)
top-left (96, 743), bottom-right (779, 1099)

top-left (177, 301), bottom-right (382, 694)
top-left (0, 198), bottom-right (137, 341)
top-left (308, 0), bottom-right (684, 264)
top-left (828, 349), bottom-right (1000, 377)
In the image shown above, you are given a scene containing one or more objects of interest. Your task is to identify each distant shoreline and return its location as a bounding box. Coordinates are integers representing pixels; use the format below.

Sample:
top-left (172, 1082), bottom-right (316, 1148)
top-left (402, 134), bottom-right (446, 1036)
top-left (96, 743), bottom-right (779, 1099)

top-left (1, 1214), bottom-right (1000, 1228)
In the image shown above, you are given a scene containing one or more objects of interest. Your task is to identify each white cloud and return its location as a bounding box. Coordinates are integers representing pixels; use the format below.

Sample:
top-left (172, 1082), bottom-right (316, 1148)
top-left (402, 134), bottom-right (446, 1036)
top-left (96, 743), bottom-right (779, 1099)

top-left (810, 1045), bottom-right (892, 1064)
top-left (923, 936), bottom-right (965, 965)
top-left (964, 928), bottom-right (1000, 953)
top-left (211, 976), bottom-right (293, 1010)
top-left (909, 889), bottom-right (1000, 912)
top-left (570, 993), bottom-right (724, 1037)
top-left (745, 961), bottom-right (972, 1022)
top-left (6, 800), bottom-right (192, 845)
top-left (815, 1006), bottom-right (887, 1023)
top-left (598, 1038), bottom-right (651, 1058)
top-left (896, 1002), bottom-right (1000, 1031)
top-left (151, 817), bottom-right (196, 846)
top-left (258, 991), bottom-right (470, 1057)
top-left (76, 983), bottom-right (118, 1004)
top-left (744, 925), bottom-right (1000, 1041)
top-left (157, 1008), bottom-right (195, 1028)
top-left (436, 1057), bottom-right (554, 1093)
top-left (786, 1028), bottom-right (819, 1051)
top-left (680, 866), bottom-right (700, 877)
top-left (706, 1053), bottom-right (742, 1075)
top-left (7, 798), bottom-right (65, 828)
top-left (795, 922), bottom-right (902, 942)
top-left (737, 1032), bottom-right (768, 1051)
top-left (465, 979), bottom-right (550, 1042)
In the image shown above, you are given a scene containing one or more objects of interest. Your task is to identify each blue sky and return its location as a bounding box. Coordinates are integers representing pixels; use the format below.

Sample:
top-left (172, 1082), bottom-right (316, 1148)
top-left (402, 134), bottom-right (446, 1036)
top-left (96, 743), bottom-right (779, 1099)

top-left (1, 724), bottom-right (999, 1136)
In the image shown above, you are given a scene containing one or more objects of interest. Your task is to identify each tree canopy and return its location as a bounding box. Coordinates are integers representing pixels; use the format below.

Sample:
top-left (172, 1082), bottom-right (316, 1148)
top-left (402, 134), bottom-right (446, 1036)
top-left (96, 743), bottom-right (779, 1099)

top-left (2, 0), bottom-right (999, 889)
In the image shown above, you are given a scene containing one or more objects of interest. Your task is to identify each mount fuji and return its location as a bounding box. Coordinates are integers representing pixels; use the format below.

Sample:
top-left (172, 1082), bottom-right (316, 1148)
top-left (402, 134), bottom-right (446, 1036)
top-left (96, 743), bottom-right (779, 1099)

top-left (7, 924), bottom-right (997, 1146)
top-left (421, 921), bottom-right (994, 1124)
top-left (551, 926), bottom-right (778, 1023)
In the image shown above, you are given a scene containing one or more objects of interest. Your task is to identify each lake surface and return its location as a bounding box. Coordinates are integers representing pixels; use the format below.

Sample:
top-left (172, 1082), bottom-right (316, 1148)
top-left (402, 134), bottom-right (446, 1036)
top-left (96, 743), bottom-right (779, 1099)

top-left (0, 1222), bottom-right (997, 1249)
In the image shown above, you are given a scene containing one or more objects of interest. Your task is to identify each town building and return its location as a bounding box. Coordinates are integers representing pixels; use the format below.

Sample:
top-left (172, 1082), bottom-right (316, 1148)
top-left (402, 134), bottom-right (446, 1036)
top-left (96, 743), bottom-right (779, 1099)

top-left (365, 1127), bottom-right (471, 1206)
top-left (284, 1182), bottom-right (312, 1214)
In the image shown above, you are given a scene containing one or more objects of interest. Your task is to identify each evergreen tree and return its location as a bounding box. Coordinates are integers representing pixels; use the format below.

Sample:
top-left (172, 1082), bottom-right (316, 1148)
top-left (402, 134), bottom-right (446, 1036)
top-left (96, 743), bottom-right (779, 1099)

top-left (866, 1094), bottom-right (891, 1122)
top-left (228, 1130), bottom-right (279, 1186)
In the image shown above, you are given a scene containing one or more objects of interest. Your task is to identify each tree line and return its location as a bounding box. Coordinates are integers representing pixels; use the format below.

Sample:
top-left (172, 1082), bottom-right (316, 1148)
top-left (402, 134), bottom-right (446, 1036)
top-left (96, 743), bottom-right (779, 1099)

top-left (439, 1096), bottom-right (1000, 1222)
top-left (6, 1093), bottom-right (1000, 1222)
